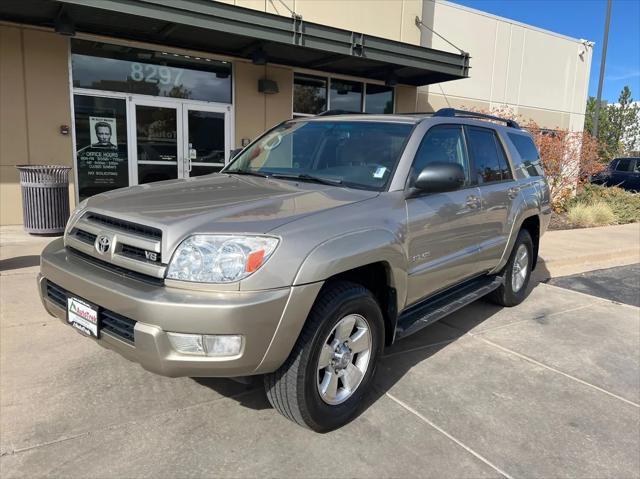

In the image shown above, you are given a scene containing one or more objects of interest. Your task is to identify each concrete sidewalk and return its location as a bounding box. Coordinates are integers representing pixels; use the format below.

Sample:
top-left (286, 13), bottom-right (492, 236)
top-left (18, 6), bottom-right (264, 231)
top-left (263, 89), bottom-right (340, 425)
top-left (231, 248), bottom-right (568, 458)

top-left (536, 222), bottom-right (640, 280)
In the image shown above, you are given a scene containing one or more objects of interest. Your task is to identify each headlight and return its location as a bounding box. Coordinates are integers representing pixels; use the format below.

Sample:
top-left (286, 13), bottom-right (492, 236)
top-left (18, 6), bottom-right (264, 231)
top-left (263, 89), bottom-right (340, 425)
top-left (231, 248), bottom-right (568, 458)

top-left (166, 235), bottom-right (279, 283)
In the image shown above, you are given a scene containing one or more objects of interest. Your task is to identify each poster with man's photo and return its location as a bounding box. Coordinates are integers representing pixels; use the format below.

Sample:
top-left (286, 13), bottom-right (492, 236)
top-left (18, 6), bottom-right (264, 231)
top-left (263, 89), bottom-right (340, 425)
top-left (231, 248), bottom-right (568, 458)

top-left (74, 97), bottom-right (129, 200)
top-left (89, 116), bottom-right (118, 149)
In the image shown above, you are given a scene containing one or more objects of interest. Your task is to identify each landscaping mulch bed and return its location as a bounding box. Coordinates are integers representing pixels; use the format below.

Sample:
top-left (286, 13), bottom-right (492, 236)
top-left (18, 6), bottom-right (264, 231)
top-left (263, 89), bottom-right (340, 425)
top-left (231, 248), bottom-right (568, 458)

top-left (548, 211), bottom-right (582, 231)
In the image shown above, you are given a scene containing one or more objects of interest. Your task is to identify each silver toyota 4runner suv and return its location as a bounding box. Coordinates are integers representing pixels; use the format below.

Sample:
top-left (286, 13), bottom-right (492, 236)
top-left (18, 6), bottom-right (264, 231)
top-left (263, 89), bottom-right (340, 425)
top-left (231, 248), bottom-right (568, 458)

top-left (39, 108), bottom-right (550, 432)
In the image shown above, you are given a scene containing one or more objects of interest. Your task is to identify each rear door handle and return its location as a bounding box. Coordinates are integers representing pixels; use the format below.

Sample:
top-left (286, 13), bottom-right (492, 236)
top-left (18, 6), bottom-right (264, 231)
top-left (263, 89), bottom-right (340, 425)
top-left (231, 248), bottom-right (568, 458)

top-left (507, 186), bottom-right (520, 199)
top-left (466, 195), bottom-right (481, 209)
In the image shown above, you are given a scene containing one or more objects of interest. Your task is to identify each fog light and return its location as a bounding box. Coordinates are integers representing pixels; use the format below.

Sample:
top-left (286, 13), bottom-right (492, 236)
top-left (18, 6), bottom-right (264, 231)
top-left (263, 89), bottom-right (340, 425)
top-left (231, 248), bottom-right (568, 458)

top-left (167, 332), bottom-right (204, 355)
top-left (203, 335), bottom-right (242, 357)
top-left (167, 332), bottom-right (242, 357)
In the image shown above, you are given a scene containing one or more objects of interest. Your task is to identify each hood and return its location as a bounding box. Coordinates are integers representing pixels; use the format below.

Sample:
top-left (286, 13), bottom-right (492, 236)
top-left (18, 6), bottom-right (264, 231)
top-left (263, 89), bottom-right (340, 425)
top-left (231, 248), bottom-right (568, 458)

top-left (83, 173), bottom-right (377, 245)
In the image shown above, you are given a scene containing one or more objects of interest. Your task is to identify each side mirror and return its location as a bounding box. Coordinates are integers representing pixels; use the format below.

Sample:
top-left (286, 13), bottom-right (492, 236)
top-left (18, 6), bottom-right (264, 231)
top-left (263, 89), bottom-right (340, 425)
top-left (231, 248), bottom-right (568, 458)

top-left (230, 148), bottom-right (243, 159)
top-left (412, 162), bottom-right (465, 194)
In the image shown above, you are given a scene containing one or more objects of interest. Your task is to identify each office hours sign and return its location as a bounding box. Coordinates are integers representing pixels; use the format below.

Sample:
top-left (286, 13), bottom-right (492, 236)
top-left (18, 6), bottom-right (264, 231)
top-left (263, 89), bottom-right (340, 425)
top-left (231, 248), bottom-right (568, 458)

top-left (74, 95), bottom-right (130, 200)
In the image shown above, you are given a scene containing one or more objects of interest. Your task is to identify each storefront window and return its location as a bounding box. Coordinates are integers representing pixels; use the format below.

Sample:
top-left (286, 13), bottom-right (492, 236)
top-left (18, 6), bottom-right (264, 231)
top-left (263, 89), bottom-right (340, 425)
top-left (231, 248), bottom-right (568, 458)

top-left (71, 40), bottom-right (232, 103)
top-left (73, 95), bottom-right (129, 200)
top-left (329, 79), bottom-right (363, 112)
top-left (293, 74), bottom-right (327, 115)
top-left (365, 84), bottom-right (394, 114)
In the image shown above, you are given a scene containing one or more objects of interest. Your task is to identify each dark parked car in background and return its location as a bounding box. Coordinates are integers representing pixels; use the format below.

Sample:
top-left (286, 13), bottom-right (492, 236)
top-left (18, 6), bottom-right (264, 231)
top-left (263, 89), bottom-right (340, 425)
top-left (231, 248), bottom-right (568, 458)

top-left (591, 157), bottom-right (640, 191)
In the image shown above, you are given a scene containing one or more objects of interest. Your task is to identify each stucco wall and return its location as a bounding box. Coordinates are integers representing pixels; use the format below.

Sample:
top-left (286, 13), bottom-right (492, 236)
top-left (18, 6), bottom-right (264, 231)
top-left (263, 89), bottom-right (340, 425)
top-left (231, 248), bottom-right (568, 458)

top-left (0, 25), bottom-right (74, 225)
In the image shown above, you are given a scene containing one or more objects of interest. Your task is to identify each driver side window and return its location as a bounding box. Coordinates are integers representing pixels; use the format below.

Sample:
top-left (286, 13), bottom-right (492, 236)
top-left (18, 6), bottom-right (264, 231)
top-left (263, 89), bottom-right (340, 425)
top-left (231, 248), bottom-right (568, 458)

top-left (412, 125), bottom-right (470, 185)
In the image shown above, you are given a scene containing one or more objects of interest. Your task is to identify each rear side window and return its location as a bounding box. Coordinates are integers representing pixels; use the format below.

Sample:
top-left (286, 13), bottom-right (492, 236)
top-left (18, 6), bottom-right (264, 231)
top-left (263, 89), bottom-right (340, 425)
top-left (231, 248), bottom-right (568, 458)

top-left (615, 159), bottom-right (633, 172)
top-left (466, 127), bottom-right (512, 183)
top-left (412, 125), bottom-right (469, 184)
top-left (508, 132), bottom-right (544, 178)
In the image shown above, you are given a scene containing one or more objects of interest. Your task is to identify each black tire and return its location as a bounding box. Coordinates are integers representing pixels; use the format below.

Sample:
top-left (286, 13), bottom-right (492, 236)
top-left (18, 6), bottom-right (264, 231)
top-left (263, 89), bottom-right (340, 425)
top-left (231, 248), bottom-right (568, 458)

top-left (264, 281), bottom-right (384, 432)
top-left (488, 229), bottom-right (534, 307)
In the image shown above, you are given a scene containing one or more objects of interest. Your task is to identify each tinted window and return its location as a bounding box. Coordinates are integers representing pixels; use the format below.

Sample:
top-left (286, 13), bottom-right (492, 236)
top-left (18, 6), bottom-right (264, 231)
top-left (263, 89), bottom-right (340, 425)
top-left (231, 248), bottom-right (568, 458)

top-left (226, 121), bottom-right (413, 191)
top-left (412, 125), bottom-right (468, 182)
top-left (466, 127), bottom-right (510, 183)
top-left (508, 133), bottom-right (543, 177)
top-left (329, 79), bottom-right (363, 112)
top-left (71, 40), bottom-right (232, 103)
top-left (615, 159), bottom-right (633, 172)
top-left (365, 84), bottom-right (394, 114)
top-left (293, 74), bottom-right (327, 115)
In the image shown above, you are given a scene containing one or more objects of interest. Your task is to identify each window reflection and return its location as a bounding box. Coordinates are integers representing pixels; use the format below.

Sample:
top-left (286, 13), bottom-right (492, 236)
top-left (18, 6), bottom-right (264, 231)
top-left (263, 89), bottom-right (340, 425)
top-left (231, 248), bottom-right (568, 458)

top-left (293, 74), bottom-right (327, 115)
top-left (365, 84), bottom-right (394, 114)
top-left (71, 40), bottom-right (232, 103)
top-left (330, 79), bottom-right (363, 112)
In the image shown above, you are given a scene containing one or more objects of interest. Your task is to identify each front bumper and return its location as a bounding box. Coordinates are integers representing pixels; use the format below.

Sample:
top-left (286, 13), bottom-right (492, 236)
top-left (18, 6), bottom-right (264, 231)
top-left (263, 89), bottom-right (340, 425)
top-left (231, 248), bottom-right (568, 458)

top-left (39, 238), bottom-right (322, 377)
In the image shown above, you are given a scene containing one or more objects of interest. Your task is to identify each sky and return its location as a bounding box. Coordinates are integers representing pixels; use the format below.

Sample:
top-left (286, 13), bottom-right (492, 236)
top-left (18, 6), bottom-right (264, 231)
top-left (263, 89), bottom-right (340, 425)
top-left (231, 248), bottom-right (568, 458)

top-left (450, 0), bottom-right (640, 103)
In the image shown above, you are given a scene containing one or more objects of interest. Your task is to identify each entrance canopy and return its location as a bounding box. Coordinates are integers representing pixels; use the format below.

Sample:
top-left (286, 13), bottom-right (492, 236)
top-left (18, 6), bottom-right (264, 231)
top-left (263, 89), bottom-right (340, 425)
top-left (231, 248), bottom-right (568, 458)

top-left (1, 0), bottom-right (470, 86)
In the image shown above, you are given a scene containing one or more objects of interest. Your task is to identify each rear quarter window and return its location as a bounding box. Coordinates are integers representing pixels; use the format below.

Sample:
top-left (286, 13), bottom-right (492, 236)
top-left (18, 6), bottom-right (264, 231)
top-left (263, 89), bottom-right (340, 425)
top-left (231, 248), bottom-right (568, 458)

top-left (507, 133), bottom-right (545, 178)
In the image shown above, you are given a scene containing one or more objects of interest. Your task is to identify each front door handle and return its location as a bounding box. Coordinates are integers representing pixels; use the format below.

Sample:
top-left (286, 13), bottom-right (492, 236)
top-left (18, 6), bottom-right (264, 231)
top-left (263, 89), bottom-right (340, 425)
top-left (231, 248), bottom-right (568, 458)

top-left (466, 195), bottom-right (481, 209)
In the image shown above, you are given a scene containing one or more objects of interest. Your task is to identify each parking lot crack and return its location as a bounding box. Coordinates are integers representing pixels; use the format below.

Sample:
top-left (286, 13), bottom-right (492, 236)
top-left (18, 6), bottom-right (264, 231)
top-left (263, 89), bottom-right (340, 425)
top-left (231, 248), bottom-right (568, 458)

top-left (470, 334), bottom-right (640, 408)
top-left (385, 392), bottom-right (515, 479)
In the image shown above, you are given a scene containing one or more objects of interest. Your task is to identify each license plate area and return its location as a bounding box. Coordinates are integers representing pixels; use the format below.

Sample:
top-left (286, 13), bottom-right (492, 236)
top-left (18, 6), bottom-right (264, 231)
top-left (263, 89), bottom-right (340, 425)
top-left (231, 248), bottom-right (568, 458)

top-left (67, 297), bottom-right (99, 338)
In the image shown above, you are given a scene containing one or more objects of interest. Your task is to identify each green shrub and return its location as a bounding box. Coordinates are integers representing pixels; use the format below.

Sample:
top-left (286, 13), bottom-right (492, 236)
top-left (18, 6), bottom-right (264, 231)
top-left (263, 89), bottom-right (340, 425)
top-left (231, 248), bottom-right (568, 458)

top-left (567, 202), bottom-right (616, 227)
top-left (567, 184), bottom-right (640, 224)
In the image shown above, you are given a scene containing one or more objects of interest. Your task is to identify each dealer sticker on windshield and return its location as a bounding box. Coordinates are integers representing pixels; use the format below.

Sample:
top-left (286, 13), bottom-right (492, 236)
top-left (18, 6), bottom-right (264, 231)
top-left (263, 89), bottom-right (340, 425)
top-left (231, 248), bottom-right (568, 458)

top-left (67, 297), bottom-right (99, 338)
top-left (373, 166), bottom-right (387, 179)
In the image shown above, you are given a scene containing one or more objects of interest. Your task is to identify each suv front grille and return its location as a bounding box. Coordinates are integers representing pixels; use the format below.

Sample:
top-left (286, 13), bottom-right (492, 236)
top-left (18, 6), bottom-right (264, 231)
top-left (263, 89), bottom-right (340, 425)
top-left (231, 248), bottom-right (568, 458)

top-left (120, 244), bottom-right (162, 264)
top-left (66, 212), bottom-right (165, 281)
top-left (45, 280), bottom-right (137, 345)
top-left (67, 248), bottom-right (165, 286)
top-left (85, 213), bottom-right (162, 239)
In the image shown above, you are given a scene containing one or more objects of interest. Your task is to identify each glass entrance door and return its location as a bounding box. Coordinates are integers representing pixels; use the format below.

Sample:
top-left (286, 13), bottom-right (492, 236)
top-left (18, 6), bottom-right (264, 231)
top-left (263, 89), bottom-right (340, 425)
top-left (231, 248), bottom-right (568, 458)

top-left (132, 99), bottom-right (183, 184)
top-left (131, 99), bottom-right (231, 184)
top-left (184, 105), bottom-right (230, 177)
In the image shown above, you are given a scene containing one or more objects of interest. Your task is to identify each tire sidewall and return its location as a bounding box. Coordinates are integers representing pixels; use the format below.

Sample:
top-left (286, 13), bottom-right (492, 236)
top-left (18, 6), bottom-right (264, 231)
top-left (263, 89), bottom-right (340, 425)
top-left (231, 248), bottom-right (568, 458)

top-left (301, 288), bottom-right (384, 432)
top-left (504, 231), bottom-right (534, 303)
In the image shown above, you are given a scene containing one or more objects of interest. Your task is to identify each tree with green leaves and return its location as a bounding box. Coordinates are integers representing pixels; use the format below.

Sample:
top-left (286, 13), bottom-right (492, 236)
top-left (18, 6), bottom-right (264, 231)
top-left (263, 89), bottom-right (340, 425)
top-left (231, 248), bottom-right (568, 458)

top-left (586, 86), bottom-right (640, 158)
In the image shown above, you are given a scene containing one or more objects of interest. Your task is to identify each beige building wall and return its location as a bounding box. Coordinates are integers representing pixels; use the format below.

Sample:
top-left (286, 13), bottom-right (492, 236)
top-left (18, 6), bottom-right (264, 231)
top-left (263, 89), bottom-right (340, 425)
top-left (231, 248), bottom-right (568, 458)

top-left (0, 25), bottom-right (74, 225)
top-left (419, 0), bottom-right (593, 131)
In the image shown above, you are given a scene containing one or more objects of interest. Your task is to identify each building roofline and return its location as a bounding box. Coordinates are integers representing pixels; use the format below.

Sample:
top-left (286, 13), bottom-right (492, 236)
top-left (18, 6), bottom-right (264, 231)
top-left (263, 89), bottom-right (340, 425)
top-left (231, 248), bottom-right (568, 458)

top-left (436, 0), bottom-right (594, 45)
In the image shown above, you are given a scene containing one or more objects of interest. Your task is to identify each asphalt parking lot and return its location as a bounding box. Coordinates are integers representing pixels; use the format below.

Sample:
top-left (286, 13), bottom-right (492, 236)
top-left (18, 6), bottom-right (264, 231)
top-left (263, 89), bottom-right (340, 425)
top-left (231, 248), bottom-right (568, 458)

top-left (1, 256), bottom-right (639, 478)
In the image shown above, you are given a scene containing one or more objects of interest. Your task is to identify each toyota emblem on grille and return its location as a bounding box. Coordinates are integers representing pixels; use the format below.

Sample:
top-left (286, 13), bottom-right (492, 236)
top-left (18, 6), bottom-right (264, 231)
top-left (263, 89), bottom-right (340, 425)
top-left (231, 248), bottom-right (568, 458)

top-left (95, 235), bottom-right (111, 254)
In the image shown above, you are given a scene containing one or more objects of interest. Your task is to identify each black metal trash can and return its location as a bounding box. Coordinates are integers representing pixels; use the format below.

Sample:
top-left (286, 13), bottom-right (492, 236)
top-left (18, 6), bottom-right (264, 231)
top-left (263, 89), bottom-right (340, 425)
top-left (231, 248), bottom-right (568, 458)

top-left (16, 165), bottom-right (71, 235)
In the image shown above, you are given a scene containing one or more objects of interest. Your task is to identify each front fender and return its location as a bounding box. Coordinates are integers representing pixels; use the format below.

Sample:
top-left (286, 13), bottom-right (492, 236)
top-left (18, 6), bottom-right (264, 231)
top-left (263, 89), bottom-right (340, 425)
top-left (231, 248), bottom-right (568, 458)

top-left (293, 229), bottom-right (408, 312)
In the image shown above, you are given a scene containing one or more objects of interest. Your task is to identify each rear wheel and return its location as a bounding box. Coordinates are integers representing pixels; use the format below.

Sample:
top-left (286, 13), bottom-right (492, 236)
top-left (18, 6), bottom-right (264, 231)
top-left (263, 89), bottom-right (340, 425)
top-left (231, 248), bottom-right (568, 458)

top-left (264, 281), bottom-right (384, 432)
top-left (488, 229), bottom-right (534, 307)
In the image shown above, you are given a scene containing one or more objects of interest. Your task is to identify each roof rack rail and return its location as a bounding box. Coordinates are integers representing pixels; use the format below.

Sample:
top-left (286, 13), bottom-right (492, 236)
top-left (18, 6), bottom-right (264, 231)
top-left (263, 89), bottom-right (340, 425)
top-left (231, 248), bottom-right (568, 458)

top-left (316, 109), bottom-right (366, 116)
top-left (433, 108), bottom-right (520, 129)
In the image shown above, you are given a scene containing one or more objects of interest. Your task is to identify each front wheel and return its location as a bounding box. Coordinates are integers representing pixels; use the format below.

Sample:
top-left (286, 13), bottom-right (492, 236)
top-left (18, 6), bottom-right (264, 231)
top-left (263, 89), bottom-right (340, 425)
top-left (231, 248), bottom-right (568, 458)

top-left (264, 281), bottom-right (384, 432)
top-left (488, 229), bottom-right (534, 307)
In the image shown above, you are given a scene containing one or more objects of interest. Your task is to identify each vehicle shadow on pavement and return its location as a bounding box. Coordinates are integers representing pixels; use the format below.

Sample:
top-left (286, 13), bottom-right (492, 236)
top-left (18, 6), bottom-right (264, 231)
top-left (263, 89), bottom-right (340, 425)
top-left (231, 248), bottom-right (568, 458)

top-left (190, 264), bottom-right (552, 426)
top-left (0, 255), bottom-right (40, 272)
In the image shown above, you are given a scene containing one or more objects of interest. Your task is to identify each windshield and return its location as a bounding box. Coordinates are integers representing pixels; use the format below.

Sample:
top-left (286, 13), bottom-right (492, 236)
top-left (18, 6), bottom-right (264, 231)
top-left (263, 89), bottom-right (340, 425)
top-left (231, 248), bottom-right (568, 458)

top-left (224, 120), bottom-right (414, 191)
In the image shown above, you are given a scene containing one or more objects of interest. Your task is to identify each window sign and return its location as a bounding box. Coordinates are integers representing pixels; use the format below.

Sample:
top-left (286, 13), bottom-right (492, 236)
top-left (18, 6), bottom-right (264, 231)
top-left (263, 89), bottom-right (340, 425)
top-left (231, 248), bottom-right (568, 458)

top-left (74, 95), bottom-right (129, 200)
top-left (71, 40), bottom-right (232, 103)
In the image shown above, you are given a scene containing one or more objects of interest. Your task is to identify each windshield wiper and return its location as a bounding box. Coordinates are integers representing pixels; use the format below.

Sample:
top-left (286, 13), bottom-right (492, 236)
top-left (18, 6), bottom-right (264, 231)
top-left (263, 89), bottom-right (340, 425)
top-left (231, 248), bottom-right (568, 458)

top-left (269, 173), bottom-right (343, 186)
top-left (226, 169), bottom-right (269, 178)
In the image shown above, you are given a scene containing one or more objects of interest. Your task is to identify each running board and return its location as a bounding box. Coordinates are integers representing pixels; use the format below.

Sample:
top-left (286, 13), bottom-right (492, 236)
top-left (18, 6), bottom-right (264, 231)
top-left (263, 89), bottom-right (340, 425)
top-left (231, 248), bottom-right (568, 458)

top-left (395, 275), bottom-right (503, 340)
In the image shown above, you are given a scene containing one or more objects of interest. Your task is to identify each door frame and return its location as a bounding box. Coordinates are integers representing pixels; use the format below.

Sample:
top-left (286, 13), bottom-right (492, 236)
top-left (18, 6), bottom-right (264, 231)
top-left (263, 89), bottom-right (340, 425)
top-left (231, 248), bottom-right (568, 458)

top-left (181, 102), bottom-right (232, 178)
top-left (71, 88), bottom-right (235, 195)
top-left (130, 96), bottom-right (185, 185)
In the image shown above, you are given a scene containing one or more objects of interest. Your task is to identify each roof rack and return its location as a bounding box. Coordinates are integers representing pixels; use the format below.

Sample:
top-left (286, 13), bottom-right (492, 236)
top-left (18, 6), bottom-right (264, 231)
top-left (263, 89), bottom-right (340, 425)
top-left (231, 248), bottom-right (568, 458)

top-left (433, 108), bottom-right (520, 129)
top-left (316, 110), bottom-right (367, 116)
